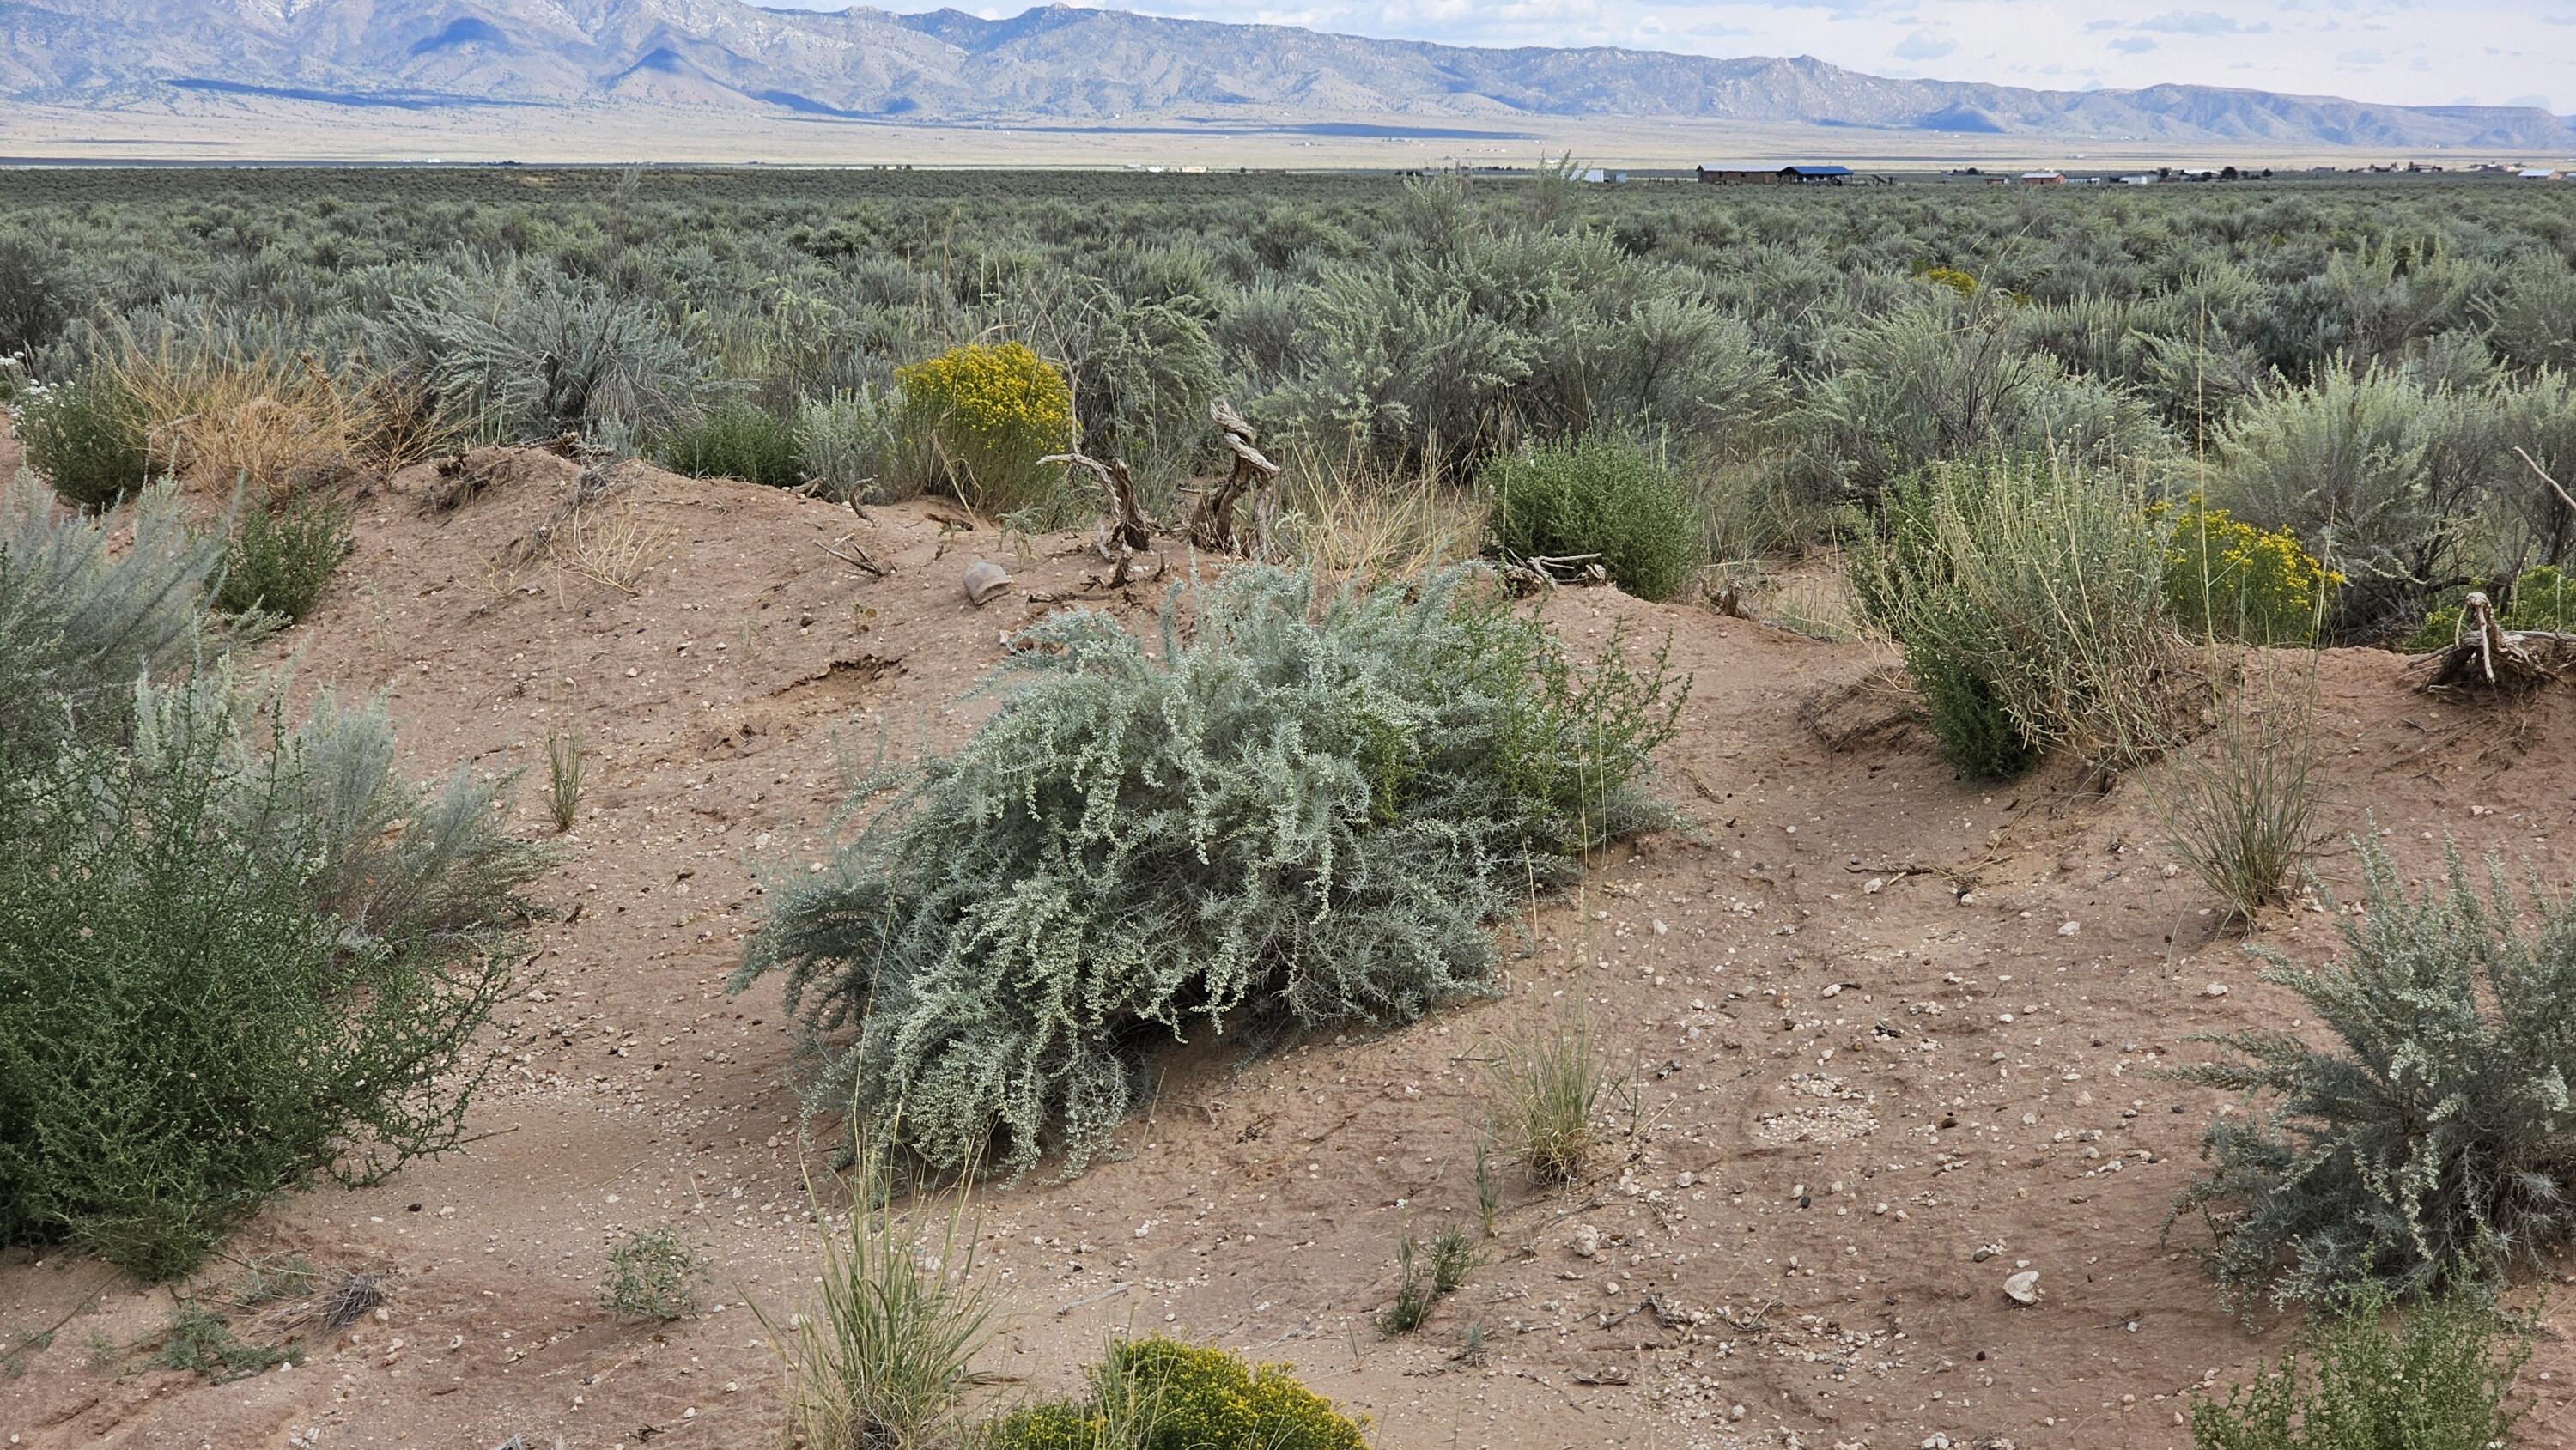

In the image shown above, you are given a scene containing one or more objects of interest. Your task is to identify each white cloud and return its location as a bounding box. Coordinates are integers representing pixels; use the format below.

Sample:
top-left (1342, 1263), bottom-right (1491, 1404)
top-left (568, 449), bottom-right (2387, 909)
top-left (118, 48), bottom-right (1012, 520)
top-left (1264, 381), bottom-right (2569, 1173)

top-left (779, 1), bottom-right (2574, 111)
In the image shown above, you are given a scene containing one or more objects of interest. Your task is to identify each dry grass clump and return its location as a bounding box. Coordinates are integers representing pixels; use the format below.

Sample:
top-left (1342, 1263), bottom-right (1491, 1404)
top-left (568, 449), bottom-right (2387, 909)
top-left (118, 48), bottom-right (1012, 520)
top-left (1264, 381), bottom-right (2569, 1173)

top-left (1275, 450), bottom-right (1486, 588)
top-left (547, 498), bottom-right (669, 594)
top-left (116, 343), bottom-right (449, 505)
top-left (760, 1150), bottom-right (994, 1450)
top-left (2160, 659), bottom-right (2326, 925)
top-left (1492, 1011), bottom-right (1622, 1187)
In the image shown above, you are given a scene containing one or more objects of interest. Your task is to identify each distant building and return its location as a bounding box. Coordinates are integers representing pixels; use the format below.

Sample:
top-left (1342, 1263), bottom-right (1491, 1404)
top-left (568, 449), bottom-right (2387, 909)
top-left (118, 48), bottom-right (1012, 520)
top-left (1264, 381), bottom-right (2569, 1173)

top-left (2118, 174), bottom-right (2159, 185)
top-left (2519, 167), bottom-right (2565, 180)
top-left (1578, 167), bottom-right (1629, 184)
top-left (1696, 164), bottom-right (1852, 185)
top-left (2020, 170), bottom-right (2065, 185)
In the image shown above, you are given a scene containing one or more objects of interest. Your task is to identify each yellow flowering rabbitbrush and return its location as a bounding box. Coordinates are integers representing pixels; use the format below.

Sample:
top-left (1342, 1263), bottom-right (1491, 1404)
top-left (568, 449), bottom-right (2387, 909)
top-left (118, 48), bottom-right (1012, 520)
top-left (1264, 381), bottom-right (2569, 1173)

top-left (2154, 494), bottom-right (2342, 646)
top-left (896, 341), bottom-right (1074, 514)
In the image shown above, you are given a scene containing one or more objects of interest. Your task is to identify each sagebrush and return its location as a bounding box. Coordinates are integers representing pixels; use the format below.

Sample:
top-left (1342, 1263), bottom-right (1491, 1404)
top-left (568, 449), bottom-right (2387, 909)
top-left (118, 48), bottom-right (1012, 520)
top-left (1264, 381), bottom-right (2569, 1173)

top-left (736, 566), bottom-right (1684, 1174)
top-left (2169, 840), bottom-right (2576, 1313)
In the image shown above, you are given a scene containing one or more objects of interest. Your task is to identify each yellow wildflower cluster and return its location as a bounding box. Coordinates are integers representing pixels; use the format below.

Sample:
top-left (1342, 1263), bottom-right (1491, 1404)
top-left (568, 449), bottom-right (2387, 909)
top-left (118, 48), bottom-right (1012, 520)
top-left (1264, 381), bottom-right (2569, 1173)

top-left (1920, 264), bottom-right (1981, 297)
top-left (895, 341), bottom-right (1073, 513)
top-left (2153, 494), bottom-right (2342, 646)
top-left (981, 1336), bottom-right (1370, 1450)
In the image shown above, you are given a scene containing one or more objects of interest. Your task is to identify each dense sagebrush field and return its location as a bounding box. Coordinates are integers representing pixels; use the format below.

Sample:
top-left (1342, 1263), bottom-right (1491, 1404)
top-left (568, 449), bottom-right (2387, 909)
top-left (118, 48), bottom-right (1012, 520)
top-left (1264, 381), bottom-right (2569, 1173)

top-left (5, 167), bottom-right (2574, 640)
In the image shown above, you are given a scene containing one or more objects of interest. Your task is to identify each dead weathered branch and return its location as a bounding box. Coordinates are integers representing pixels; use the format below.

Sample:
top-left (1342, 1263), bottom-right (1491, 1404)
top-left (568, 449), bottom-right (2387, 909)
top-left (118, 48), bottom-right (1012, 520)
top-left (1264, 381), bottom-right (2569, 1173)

top-left (1190, 399), bottom-right (1283, 559)
top-left (1042, 449), bottom-right (1159, 586)
top-left (2408, 591), bottom-right (2576, 694)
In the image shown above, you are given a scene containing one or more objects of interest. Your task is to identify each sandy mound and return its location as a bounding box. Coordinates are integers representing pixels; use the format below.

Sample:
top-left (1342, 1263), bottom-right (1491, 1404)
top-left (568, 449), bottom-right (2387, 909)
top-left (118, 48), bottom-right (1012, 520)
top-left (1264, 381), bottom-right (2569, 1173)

top-left (6, 447), bottom-right (2576, 1449)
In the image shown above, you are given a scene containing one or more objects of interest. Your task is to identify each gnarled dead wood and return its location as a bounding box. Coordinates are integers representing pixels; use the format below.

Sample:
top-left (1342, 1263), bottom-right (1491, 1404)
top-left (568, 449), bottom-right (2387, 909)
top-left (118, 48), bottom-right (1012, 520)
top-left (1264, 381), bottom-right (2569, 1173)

top-left (1043, 449), bottom-right (1159, 586)
top-left (2408, 592), bottom-right (2576, 694)
top-left (1190, 399), bottom-right (1282, 558)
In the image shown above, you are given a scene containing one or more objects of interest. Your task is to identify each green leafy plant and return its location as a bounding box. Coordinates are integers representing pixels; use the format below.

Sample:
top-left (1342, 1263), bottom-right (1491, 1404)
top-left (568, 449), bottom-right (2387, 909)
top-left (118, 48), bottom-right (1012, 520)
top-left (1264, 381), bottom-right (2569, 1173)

top-left (18, 367), bottom-right (152, 510)
top-left (1851, 454), bottom-right (2172, 780)
top-left (155, 1304), bottom-right (289, 1383)
top-left (216, 494), bottom-right (352, 621)
top-left (2407, 565), bottom-right (2576, 652)
top-left (1485, 436), bottom-right (1703, 602)
top-left (0, 475), bottom-right (548, 1280)
top-left (598, 1227), bottom-right (704, 1322)
top-left (980, 1336), bottom-right (1370, 1450)
top-left (2168, 840), bottom-right (2576, 1313)
top-left (655, 399), bottom-right (805, 489)
top-left (736, 567), bottom-right (1684, 1174)
top-left (2190, 1285), bottom-right (2526, 1450)
top-left (1376, 1225), bottom-right (1474, 1335)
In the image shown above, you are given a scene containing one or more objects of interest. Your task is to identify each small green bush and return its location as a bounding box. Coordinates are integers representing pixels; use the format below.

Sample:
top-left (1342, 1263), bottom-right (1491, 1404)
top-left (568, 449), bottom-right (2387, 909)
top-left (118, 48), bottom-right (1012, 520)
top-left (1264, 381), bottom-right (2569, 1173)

top-left (155, 1303), bottom-right (289, 1383)
top-left (2168, 840), bottom-right (2576, 1313)
top-left (736, 567), bottom-right (1685, 1174)
top-left (216, 495), bottom-right (351, 621)
top-left (0, 683), bottom-right (526, 1278)
top-left (1485, 437), bottom-right (1702, 602)
top-left (896, 342), bottom-right (1075, 515)
top-left (655, 400), bottom-right (805, 489)
top-left (18, 368), bottom-right (151, 510)
top-left (981, 1337), bottom-right (1370, 1450)
top-left (1852, 455), bottom-right (2172, 780)
top-left (598, 1227), bottom-right (704, 1321)
top-left (2190, 1285), bottom-right (2525, 1450)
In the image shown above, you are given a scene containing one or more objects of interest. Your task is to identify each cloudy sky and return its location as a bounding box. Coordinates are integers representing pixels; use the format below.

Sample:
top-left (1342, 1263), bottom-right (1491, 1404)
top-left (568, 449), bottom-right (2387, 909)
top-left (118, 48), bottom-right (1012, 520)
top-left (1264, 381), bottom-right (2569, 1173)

top-left (769, 2), bottom-right (2573, 112)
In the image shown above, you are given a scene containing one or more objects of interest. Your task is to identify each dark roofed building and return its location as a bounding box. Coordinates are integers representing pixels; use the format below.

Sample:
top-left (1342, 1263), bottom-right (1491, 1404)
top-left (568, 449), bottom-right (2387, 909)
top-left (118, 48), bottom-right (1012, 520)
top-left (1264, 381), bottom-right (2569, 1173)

top-left (1697, 164), bottom-right (1854, 185)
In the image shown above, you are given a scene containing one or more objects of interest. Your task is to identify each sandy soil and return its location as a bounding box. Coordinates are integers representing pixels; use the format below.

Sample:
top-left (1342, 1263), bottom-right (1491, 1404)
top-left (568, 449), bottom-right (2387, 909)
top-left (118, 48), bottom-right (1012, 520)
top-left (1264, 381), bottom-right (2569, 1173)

top-left (5, 447), bottom-right (2576, 1450)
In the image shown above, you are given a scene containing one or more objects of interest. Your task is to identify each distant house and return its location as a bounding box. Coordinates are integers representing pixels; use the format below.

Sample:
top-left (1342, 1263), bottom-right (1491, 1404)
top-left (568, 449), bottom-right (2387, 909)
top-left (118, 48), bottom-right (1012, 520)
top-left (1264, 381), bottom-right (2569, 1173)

top-left (1578, 167), bottom-right (1629, 184)
top-left (2117, 174), bottom-right (2159, 185)
top-left (2519, 167), bottom-right (2565, 180)
top-left (1696, 164), bottom-right (1851, 185)
top-left (2020, 170), bottom-right (2065, 185)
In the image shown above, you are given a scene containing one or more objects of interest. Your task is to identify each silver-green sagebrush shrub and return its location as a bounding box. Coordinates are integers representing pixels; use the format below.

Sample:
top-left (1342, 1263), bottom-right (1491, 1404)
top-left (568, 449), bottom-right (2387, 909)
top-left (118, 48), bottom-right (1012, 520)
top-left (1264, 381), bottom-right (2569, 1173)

top-left (0, 476), bottom-right (228, 751)
top-left (2169, 840), bottom-right (2576, 1314)
top-left (735, 567), bottom-right (1686, 1174)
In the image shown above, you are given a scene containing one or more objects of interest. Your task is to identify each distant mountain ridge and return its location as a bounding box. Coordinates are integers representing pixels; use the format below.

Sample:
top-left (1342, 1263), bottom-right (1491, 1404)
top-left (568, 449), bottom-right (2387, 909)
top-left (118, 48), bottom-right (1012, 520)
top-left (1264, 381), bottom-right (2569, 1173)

top-left (1, 0), bottom-right (2568, 150)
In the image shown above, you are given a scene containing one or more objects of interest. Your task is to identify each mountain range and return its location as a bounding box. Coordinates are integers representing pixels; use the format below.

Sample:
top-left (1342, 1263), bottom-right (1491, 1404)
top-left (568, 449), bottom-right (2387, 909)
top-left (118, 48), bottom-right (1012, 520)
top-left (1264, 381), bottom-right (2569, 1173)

top-left (2, 0), bottom-right (2570, 151)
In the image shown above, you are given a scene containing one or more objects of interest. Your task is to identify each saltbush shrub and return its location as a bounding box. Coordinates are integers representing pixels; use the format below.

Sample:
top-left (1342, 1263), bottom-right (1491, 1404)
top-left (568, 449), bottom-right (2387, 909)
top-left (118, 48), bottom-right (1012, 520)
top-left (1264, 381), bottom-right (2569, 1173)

top-left (896, 342), bottom-right (1075, 516)
top-left (981, 1337), bottom-right (1370, 1450)
top-left (736, 567), bottom-right (1684, 1174)
top-left (216, 494), bottom-right (352, 621)
top-left (2190, 1285), bottom-right (2526, 1450)
top-left (655, 400), bottom-right (804, 489)
top-left (0, 679), bottom-right (526, 1278)
top-left (1852, 455), bottom-right (2172, 779)
top-left (0, 475), bottom-right (548, 1279)
top-left (18, 367), bottom-right (152, 509)
top-left (1484, 437), bottom-right (1702, 602)
top-left (2169, 840), bottom-right (2576, 1313)
top-left (2155, 494), bottom-right (2342, 645)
